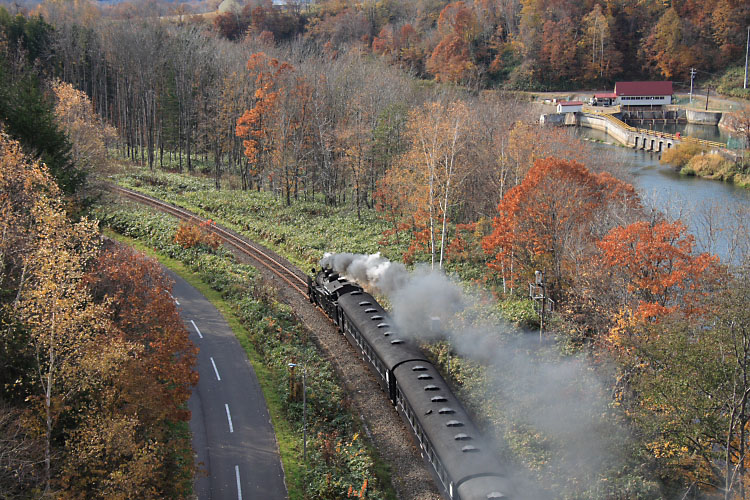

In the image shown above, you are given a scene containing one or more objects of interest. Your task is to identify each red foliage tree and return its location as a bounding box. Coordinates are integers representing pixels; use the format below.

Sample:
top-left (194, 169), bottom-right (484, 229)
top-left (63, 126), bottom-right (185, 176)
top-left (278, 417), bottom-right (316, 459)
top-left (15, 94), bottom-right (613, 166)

top-left (236, 53), bottom-right (293, 189)
top-left (426, 2), bottom-right (480, 84)
top-left (597, 220), bottom-right (720, 320)
top-left (482, 157), bottom-right (638, 294)
top-left (84, 244), bottom-right (198, 423)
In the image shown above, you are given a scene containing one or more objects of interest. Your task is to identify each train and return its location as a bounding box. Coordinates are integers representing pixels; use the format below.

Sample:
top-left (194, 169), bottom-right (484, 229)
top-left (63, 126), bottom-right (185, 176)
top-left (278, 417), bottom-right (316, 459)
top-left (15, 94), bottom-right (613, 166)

top-left (308, 265), bottom-right (512, 500)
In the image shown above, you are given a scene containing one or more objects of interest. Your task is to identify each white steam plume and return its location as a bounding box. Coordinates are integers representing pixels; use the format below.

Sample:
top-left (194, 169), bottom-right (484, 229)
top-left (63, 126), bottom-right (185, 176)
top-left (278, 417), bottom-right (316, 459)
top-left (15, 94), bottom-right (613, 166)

top-left (320, 252), bottom-right (638, 497)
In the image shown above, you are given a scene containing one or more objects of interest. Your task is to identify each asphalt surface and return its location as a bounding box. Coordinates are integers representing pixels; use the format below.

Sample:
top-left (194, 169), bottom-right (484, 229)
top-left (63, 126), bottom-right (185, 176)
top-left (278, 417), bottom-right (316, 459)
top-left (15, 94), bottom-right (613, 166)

top-left (167, 271), bottom-right (288, 500)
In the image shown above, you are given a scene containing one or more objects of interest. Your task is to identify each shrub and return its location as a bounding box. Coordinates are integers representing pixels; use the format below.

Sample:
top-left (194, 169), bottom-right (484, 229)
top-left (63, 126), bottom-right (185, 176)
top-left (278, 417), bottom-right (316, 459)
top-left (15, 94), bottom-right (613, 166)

top-left (682, 153), bottom-right (734, 181)
top-left (174, 220), bottom-right (221, 250)
top-left (660, 142), bottom-right (705, 169)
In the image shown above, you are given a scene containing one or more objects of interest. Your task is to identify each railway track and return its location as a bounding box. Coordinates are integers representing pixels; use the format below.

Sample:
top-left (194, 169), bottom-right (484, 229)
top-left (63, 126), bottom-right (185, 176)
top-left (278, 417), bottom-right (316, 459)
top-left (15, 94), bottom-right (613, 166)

top-left (109, 184), bottom-right (309, 296)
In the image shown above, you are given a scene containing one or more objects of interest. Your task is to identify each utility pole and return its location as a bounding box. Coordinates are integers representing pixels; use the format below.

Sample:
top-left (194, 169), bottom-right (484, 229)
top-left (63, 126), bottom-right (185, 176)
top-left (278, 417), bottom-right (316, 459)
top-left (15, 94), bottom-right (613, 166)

top-left (690, 68), bottom-right (696, 103)
top-left (705, 87), bottom-right (710, 111)
top-left (288, 363), bottom-right (307, 464)
top-left (744, 26), bottom-right (749, 89)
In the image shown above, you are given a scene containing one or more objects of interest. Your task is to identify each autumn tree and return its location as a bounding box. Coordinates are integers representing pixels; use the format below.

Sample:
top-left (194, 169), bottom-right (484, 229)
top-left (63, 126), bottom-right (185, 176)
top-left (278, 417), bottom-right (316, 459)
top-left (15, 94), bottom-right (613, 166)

top-left (538, 17), bottom-right (578, 83)
top-left (641, 7), bottom-right (698, 80)
top-left (0, 130), bottom-right (106, 493)
top-left (377, 99), bottom-right (471, 268)
top-left (612, 262), bottom-right (748, 498)
top-left (578, 4), bottom-right (622, 81)
top-left (1, 131), bottom-right (196, 497)
top-left (482, 157), bottom-right (638, 296)
top-left (597, 219), bottom-right (719, 321)
top-left (236, 52), bottom-right (293, 191)
top-left (52, 80), bottom-right (116, 174)
top-left (426, 2), bottom-right (480, 85)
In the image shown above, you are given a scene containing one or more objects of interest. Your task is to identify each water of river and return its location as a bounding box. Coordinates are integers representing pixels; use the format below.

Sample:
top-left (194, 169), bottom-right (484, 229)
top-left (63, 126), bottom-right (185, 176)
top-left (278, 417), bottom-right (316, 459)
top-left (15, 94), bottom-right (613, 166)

top-left (575, 127), bottom-right (749, 263)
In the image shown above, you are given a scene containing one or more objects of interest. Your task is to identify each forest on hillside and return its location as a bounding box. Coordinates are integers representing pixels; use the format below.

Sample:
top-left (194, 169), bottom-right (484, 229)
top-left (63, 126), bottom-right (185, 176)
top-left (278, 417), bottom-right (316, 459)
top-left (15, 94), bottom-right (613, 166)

top-left (2, 0), bottom-right (750, 498)
top-left (13, 0), bottom-right (749, 91)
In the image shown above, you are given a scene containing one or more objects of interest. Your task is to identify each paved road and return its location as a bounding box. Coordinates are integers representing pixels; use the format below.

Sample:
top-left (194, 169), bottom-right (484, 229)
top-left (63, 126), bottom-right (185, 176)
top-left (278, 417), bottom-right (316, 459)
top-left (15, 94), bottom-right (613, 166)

top-left (167, 271), bottom-right (287, 500)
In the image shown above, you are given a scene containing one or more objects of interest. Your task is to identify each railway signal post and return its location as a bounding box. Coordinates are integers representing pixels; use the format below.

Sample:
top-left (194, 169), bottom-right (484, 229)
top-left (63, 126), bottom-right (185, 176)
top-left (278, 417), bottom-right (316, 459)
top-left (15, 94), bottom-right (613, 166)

top-left (529, 270), bottom-right (554, 343)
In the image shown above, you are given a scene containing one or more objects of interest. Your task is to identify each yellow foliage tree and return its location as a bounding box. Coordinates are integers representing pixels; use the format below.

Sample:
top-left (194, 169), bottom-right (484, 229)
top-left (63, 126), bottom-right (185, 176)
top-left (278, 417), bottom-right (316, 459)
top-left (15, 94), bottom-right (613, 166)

top-left (52, 80), bottom-right (116, 173)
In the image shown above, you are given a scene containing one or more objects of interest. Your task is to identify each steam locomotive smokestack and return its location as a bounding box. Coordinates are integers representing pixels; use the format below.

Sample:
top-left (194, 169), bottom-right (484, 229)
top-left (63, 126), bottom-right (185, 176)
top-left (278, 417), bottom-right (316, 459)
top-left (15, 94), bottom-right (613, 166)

top-left (319, 252), bottom-right (409, 296)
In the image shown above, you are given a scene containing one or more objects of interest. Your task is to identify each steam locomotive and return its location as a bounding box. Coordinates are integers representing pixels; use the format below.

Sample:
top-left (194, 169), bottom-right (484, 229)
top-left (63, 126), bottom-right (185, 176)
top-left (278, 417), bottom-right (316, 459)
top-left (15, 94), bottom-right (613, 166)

top-left (308, 266), bottom-right (512, 500)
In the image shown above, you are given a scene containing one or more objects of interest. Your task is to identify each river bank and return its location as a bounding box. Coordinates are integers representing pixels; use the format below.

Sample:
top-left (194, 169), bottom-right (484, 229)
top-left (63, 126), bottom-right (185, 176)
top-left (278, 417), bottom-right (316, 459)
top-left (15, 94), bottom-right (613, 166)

top-left (542, 105), bottom-right (749, 189)
top-left (575, 126), bottom-right (750, 263)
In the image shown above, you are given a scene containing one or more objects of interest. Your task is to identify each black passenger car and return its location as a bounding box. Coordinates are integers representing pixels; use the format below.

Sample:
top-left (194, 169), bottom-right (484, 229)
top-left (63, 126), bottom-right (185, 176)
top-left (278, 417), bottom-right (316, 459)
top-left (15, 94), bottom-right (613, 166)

top-left (309, 267), bottom-right (512, 500)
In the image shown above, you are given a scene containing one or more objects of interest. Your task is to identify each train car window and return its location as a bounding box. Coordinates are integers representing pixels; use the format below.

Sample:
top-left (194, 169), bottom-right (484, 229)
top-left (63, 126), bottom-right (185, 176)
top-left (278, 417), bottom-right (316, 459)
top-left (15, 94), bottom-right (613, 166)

top-left (435, 458), bottom-right (446, 483)
top-left (391, 340), bottom-right (405, 345)
top-left (377, 323), bottom-right (390, 328)
top-left (454, 433), bottom-right (471, 440)
top-left (417, 374), bottom-right (433, 380)
top-left (364, 308), bottom-right (377, 313)
top-left (431, 396), bottom-right (447, 402)
top-left (358, 301), bottom-right (372, 306)
top-left (461, 445), bottom-right (480, 453)
top-left (371, 315), bottom-right (384, 320)
top-left (438, 407), bottom-right (455, 414)
top-left (446, 420), bottom-right (464, 427)
top-left (412, 366), bottom-right (428, 371)
top-left (424, 385), bottom-right (440, 391)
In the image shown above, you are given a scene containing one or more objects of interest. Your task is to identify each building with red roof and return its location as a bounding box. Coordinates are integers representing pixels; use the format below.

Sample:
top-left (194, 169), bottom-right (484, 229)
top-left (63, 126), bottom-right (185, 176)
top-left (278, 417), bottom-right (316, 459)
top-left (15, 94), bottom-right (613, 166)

top-left (556, 101), bottom-right (584, 113)
top-left (614, 81), bottom-right (673, 107)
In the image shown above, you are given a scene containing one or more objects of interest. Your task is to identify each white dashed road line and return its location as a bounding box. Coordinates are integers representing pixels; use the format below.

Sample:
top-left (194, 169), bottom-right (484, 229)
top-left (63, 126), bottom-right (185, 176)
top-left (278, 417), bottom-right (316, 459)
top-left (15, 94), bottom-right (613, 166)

top-left (210, 357), bottom-right (221, 381)
top-left (235, 465), bottom-right (242, 500)
top-left (190, 320), bottom-right (203, 339)
top-left (225, 404), bottom-right (234, 433)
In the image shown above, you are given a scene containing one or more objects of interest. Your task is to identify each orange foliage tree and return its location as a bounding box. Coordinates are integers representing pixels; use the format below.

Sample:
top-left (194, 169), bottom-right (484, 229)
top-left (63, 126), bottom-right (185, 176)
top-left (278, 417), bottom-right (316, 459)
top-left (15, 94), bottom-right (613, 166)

top-left (597, 219), bottom-right (720, 321)
top-left (482, 157), bottom-right (637, 295)
top-left (641, 7), bottom-right (699, 80)
top-left (426, 2), bottom-right (480, 84)
top-left (236, 53), bottom-right (293, 190)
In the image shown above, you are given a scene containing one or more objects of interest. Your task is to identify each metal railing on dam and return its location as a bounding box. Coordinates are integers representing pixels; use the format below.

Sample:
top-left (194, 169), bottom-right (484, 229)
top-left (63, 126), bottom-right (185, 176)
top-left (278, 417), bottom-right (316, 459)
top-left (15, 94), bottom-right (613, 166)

top-left (580, 107), bottom-right (726, 151)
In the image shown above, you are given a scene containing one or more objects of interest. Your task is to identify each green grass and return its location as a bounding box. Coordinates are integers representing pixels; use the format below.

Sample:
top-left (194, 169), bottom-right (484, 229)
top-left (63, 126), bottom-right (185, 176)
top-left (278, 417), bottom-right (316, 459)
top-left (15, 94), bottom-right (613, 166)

top-left (110, 165), bottom-right (406, 269)
top-left (103, 228), bottom-right (307, 499)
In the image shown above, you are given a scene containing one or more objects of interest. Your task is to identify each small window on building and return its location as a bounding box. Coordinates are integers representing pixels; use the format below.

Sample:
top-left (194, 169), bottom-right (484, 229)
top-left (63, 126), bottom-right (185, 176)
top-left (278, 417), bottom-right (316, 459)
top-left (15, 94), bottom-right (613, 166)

top-left (431, 396), bottom-right (447, 402)
top-left (358, 301), bottom-right (372, 306)
top-left (412, 366), bottom-right (427, 371)
top-left (364, 308), bottom-right (377, 313)
top-left (424, 385), bottom-right (440, 391)
top-left (438, 407), bottom-right (455, 414)
top-left (446, 420), bottom-right (463, 427)
top-left (417, 374), bottom-right (433, 380)
top-left (454, 433), bottom-right (471, 440)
